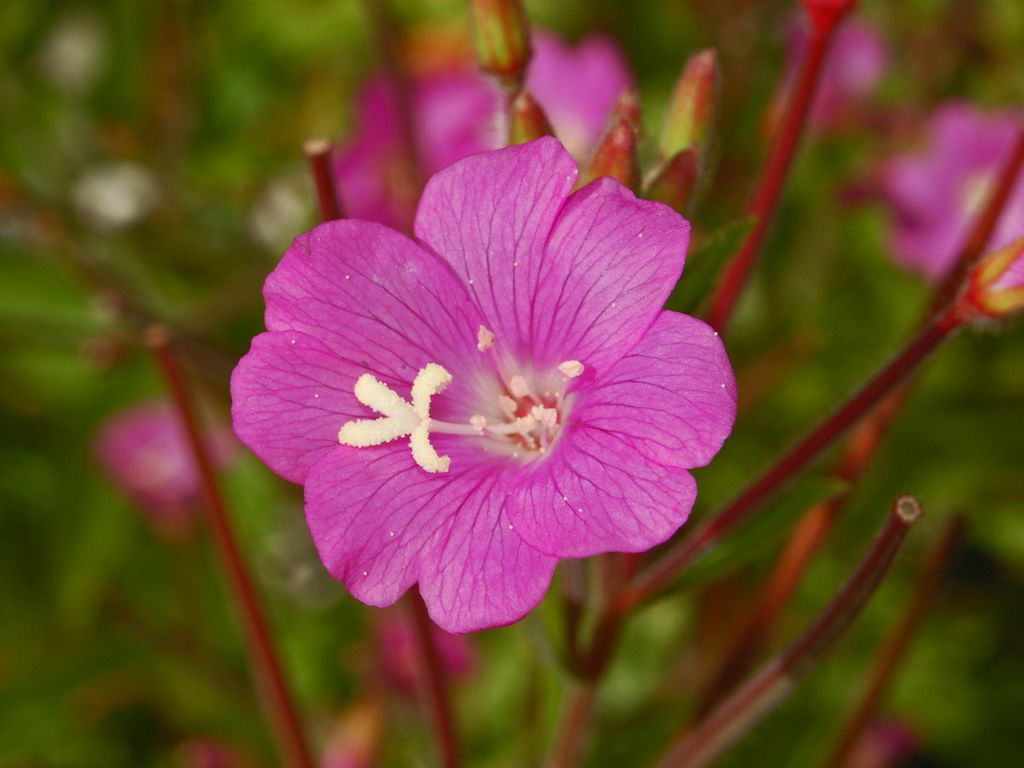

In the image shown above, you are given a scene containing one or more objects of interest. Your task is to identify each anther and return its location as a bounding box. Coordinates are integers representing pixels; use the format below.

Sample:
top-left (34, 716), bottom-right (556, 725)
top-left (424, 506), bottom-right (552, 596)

top-left (477, 325), bottom-right (495, 351)
top-left (509, 375), bottom-right (530, 399)
top-left (558, 360), bottom-right (584, 378)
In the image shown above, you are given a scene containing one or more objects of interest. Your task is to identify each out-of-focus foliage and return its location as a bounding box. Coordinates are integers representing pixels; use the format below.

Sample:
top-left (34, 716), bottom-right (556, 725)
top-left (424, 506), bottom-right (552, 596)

top-left (1, 0), bottom-right (1022, 766)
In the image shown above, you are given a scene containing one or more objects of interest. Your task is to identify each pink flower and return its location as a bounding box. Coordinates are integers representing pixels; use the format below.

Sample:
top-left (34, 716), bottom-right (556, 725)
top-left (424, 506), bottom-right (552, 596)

top-left (232, 138), bottom-right (736, 632)
top-left (781, 17), bottom-right (887, 132)
top-left (376, 612), bottom-right (475, 695)
top-left (525, 31), bottom-right (633, 159)
top-left (95, 401), bottom-right (237, 532)
top-left (881, 103), bottom-right (1024, 279)
top-left (333, 30), bottom-right (631, 230)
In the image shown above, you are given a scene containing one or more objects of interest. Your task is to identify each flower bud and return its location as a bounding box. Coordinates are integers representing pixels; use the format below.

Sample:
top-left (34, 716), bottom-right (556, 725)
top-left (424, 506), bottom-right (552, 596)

top-left (469, 0), bottom-right (532, 88)
top-left (645, 148), bottom-right (699, 214)
top-left (964, 235), bottom-right (1024, 317)
top-left (508, 89), bottom-right (554, 145)
top-left (582, 117), bottom-right (640, 191)
top-left (659, 48), bottom-right (719, 161)
top-left (801, 0), bottom-right (858, 33)
top-left (582, 91), bottom-right (642, 190)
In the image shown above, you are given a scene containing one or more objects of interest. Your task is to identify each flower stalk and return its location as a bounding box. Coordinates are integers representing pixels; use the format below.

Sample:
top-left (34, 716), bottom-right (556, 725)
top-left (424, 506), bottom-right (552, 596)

top-left (655, 495), bottom-right (923, 768)
top-left (303, 138), bottom-right (344, 222)
top-left (697, 123), bottom-right (1024, 705)
top-left (706, 4), bottom-right (854, 333)
top-left (408, 591), bottom-right (462, 768)
top-left (825, 516), bottom-right (963, 768)
top-left (147, 327), bottom-right (313, 768)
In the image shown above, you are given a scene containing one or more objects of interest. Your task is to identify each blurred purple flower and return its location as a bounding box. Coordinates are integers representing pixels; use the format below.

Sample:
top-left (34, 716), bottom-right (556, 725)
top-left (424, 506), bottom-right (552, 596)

top-left (95, 401), bottom-right (236, 532)
top-left (525, 30), bottom-right (633, 158)
top-left (333, 30), bottom-right (631, 230)
top-left (233, 138), bottom-right (735, 632)
top-left (780, 17), bottom-right (887, 133)
top-left (376, 612), bottom-right (474, 695)
top-left (881, 103), bottom-right (1024, 279)
top-left (847, 719), bottom-right (918, 768)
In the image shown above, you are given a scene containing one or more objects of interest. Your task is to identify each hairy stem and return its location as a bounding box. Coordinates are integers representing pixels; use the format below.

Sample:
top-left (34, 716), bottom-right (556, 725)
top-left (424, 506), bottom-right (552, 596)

top-left (148, 328), bottom-right (313, 768)
top-left (655, 497), bottom-right (924, 768)
top-left (303, 138), bottom-right (344, 221)
top-left (825, 516), bottom-right (963, 768)
top-left (706, 14), bottom-right (848, 333)
top-left (408, 591), bottom-right (461, 768)
top-left (697, 124), bottom-right (1024, 706)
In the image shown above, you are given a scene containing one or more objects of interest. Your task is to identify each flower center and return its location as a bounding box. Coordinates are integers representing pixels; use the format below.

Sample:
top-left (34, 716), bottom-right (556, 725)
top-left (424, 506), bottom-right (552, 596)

top-left (337, 327), bottom-right (583, 473)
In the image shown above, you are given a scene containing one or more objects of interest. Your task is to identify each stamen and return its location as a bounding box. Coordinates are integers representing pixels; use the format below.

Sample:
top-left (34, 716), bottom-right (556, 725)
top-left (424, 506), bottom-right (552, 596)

top-left (470, 415), bottom-right (487, 432)
top-left (558, 360), bottom-right (584, 378)
top-left (509, 375), bottom-right (530, 399)
top-left (476, 325), bottom-right (495, 351)
top-left (498, 394), bottom-right (518, 417)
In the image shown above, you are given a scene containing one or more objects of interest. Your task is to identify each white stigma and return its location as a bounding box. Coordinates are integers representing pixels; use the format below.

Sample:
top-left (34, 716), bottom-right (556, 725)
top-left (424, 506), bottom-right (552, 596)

top-left (476, 325), bottom-right (495, 351)
top-left (338, 364), bottom-right (453, 473)
top-left (558, 360), bottom-right (584, 378)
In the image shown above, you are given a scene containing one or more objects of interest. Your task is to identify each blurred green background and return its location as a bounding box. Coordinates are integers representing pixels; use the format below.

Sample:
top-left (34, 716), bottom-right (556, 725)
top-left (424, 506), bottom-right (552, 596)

top-left (1, 0), bottom-right (1022, 765)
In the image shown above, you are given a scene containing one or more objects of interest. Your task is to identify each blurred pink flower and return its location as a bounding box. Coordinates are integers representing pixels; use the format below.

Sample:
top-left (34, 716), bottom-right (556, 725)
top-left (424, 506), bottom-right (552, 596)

top-left (177, 739), bottom-right (247, 768)
top-left (319, 701), bottom-right (382, 768)
top-left (376, 612), bottom-right (475, 695)
top-left (847, 719), bottom-right (918, 768)
top-left (232, 138), bottom-right (735, 632)
top-left (333, 29), bottom-right (632, 230)
top-left (781, 16), bottom-right (887, 133)
top-left (95, 401), bottom-right (236, 532)
top-left (881, 103), bottom-right (1024, 279)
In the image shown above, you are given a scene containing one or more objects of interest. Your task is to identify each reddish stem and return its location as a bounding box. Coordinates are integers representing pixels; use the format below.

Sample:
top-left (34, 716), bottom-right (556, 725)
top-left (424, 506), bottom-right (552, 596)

top-left (547, 685), bottom-right (596, 768)
top-left (147, 328), bottom-right (313, 768)
top-left (696, 390), bottom-right (907, 713)
top-left (620, 304), bottom-right (963, 610)
top-left (655, 497), bottom-right (924, 768)
top-left (303, 138), bottom-right (344, 222)
top-left (706, 16), bottom-right (847, 333)
top-left (408, 591), bottom-right (461, 768)
top-left (825, 516), bottom-right (963, 768)
top-left (697, 124), bottom-right (1024, 705)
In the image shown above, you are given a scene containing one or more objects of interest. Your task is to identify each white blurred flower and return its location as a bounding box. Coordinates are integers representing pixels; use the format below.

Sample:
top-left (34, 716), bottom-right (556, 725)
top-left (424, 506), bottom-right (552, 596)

top-left (248, 172), bottom-right (310, 251)
top-left (72, 162), bottom-right (160, 232)
top-left (38, 12), bottom-right (107, 94)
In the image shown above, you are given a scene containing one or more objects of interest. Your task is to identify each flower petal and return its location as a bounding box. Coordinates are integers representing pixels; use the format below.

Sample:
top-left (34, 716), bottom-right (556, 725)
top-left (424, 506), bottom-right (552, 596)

top-left (530, 178), bottom-right (690, 375)
top-left (507, 427), bottom-right (698, 558)
top-left (413, 137), bottom-right (578, 357)
top-left (231, 330), bottom-right (370, 484)
top-left (571, 310), bottom-right (736, 469)
top-left (305, 444), bottom-right (556, 633)
top-left (263, 219), bottom-right (486, 417)
top-left (417, 468), bottom-right (558, 634)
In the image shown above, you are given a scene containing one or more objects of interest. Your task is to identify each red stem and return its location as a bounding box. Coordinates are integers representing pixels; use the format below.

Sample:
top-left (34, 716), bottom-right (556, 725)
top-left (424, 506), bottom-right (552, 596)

top-left (696, 124), bottom-right (1024, 706)
top-left (408, 591), bottom-right (461, 768)
top-left (303, 138), bottom-right (344, 222)
top-left (706, 17), bottom-right (845, 333)
top-left (547, 685), bottom-right (596, 768)
top-left (656, 497), bottom-right (924, 768)
top-left (825, 516), bottom-right (963, 768)
top-left (147, 328), bottom-right (313, 768)
top-left (620, 304), bottom-right (962, 610)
